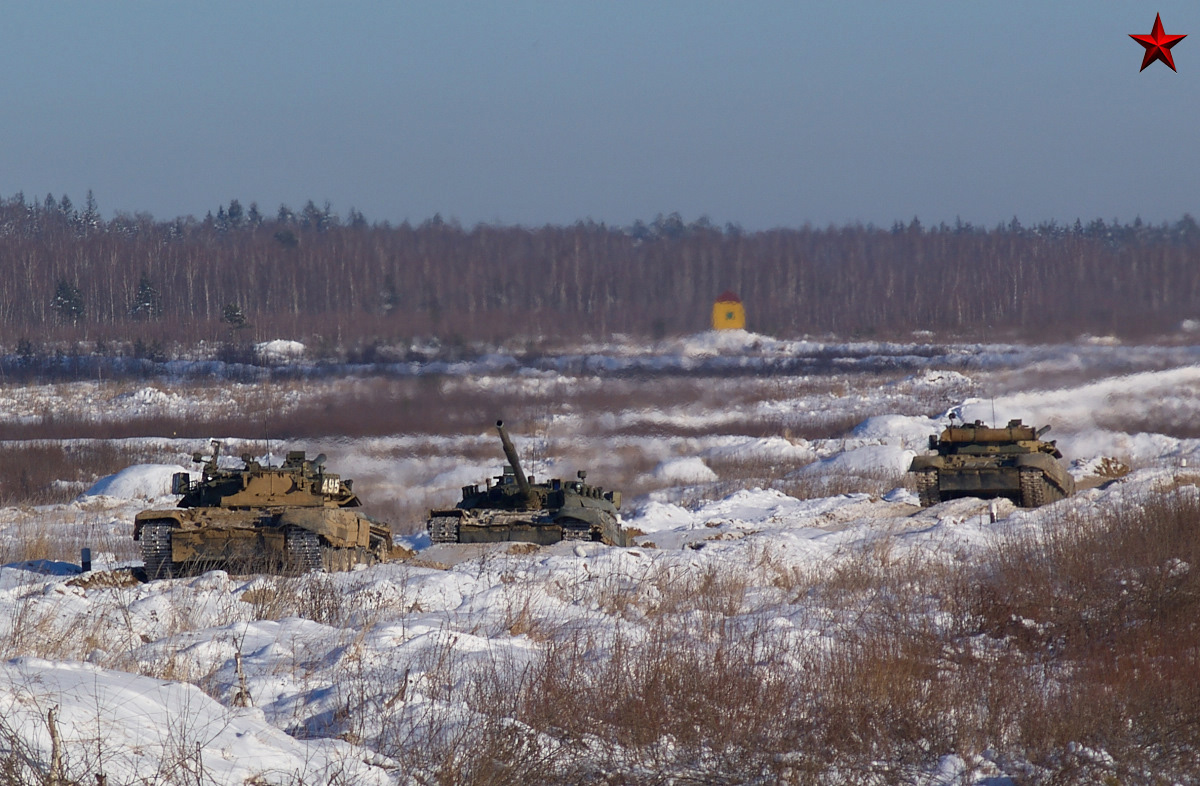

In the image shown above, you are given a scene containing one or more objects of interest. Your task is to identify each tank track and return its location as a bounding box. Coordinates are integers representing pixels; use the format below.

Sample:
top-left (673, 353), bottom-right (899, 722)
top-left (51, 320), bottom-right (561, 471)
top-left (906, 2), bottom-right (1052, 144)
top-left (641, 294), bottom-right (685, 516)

top-left (285, 527), bottom-right (324, 573)
top-left (915, 469), bottom-right (940, 508)
top-left (428, 516), bottom-right (461, 544)
top-left (1019, 469), bottom-right (1064, 508)
top-left (141, 521), bottom-right (176, 580)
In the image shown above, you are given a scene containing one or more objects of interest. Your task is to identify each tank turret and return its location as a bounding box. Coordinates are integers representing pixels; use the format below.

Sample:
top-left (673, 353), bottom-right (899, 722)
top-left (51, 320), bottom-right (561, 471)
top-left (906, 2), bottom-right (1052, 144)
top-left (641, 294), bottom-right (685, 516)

top-left (496, 420), bottom-right (535, 504)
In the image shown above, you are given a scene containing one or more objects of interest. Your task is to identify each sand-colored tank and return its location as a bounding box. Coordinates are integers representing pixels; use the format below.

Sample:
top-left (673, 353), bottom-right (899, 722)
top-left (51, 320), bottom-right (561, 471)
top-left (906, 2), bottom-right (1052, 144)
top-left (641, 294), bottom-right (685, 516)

top-left (134, 441), bottom-right (394, 579)
top-left (427, 421), bottom-right (626, 546)
top-left (909, 417), bottom-right (1075, 508)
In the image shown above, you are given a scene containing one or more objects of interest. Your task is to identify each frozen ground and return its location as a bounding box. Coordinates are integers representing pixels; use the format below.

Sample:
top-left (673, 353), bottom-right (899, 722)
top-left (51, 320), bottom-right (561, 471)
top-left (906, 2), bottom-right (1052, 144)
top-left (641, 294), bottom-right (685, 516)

top-left (0, 334), bottom-right (1197, 784)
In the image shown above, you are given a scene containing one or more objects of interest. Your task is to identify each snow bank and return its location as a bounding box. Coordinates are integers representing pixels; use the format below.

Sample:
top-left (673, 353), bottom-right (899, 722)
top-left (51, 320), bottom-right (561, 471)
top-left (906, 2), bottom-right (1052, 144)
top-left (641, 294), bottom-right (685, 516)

top-left (960, 365), bottom-right (1200, 436)
top-left (798, 444), bottom-right (915, 476)
top-left (1, 560), bottom-right (81, 575)
top-left (651, 457), bottom-right (718, 484)
top-left (908, 369), bottom-right (973, 388)
top-left (255, 339), bottom-right (306, 362)
top-left (109, 386), bottom-right (179, 408)
top-left (82, 464), bottom-right (189, 500)
top-left (666, 329), bottom-right (775, 356)
top-left (852, 414), bottom-right (941, 449)
top-left (0, 658), bottom-right (393, 785)
top-left (701, 435), bottom-right (815, 464)
top-left (631, 500), bottom-right (697, 533)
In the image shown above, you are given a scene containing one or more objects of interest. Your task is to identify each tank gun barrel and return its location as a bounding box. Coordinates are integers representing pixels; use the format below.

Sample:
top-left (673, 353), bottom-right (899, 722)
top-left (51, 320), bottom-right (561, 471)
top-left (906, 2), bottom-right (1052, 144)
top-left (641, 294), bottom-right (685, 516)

top-left (1036, 425), bottom-right (1051, 438)
top-left (495, 420), bottom-right (532, 497)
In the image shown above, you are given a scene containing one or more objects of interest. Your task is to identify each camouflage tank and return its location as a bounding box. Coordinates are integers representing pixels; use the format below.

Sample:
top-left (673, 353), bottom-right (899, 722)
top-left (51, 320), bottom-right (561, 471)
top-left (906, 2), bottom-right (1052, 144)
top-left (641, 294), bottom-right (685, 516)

top-left (909, 416), bottom-right (1075, 508)
top-left (134, 441), bottom-right (394, 579)
top-left (427, 421), bottom-right (626, 546)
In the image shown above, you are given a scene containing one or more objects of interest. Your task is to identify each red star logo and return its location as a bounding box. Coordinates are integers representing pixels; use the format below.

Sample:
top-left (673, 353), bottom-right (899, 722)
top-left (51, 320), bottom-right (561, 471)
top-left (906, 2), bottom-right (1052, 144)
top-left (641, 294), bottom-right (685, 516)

top-left (1130, 13), bottom-right (1186, 71)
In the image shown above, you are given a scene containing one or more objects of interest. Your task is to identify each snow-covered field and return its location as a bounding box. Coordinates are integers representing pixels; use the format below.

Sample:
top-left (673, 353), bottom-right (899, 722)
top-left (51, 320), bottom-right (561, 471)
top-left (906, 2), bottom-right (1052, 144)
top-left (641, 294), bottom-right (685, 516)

top-left (0, 333), bottom-right (1197, 784)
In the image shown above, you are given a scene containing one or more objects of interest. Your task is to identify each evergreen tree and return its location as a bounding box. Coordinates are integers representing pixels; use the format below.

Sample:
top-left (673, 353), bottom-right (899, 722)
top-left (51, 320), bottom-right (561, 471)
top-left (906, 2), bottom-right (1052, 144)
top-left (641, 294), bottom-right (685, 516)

top-left (301, 200), bottom-right (332, 231)
top-left (380, 277), bottom-right (400, 314)
top-left (221, 303), bottom-right (248, 329)
top-left (129, 273), bottom-right (162, 320)
top-left (81, 190), bottom-right (101, 232)
top-left (50, 280), bottom-right (85, 324)
top-left (227, 199), bottom-right (244, 229)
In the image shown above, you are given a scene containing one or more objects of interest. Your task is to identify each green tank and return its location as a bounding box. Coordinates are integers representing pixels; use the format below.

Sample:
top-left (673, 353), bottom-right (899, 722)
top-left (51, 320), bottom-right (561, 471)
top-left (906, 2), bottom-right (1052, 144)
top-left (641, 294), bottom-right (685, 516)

top-left (427, 421), bottom-right (626, 546)
top-left (134, 441), bottom-right (394, 579)
top-left (909, 417), bottom-right (1075, 508)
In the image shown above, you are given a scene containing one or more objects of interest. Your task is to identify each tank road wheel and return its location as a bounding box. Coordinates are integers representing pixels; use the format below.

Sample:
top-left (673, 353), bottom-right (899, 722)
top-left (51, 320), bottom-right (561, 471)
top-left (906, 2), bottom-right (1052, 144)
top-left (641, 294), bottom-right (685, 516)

top-left (368, 534), bottom-right (390, 564)
top-left (428, 516), bottom-right (461, 544)
top-left (1019, 469), bottom-right (1049, 508)
top-left (321, 547), bottom-right (354, 573)
top-left (141, 521), bottom-right (176, 580)
top-left (285, 527), bottom-right (324, 573)
top-left (321, 545), bottom-right (375, 572)
top-left (561, 521), bottom-right (594, 542)
top-left (915, 470), bottom-right (940, 508)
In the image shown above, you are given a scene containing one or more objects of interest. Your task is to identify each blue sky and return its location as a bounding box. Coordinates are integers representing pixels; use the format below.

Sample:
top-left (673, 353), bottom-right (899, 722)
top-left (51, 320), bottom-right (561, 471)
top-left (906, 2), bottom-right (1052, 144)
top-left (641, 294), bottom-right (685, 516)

top-left (1, 2), bottom-right (1195, 229)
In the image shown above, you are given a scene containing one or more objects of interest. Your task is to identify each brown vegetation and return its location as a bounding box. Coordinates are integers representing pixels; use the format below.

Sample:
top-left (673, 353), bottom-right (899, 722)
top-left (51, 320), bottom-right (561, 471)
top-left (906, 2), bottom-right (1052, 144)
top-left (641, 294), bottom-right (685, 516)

top-left (0, 441), bottom-right (153, 505)
top-left (373, 487), bottom-right (1200, 784)
top-left (0, 481), bottom-right (1197, 783)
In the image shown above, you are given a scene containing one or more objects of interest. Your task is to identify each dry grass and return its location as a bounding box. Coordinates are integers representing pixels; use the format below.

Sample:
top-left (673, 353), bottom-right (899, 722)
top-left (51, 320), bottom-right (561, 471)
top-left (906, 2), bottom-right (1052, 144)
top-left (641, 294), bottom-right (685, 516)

top-left (366, 488), bottom-right (1200, 784)
top-left (0, 441), bottom-right (154, 505)
top-left (777, 467), bottom-right (910, 501)
top-left (965, 488), bottom-right (1200, 781)
top-left (0, 509), bottom-right (137, 566)
top-left (1, 483), bottom-right (1196, 783)
top-left (0, 369), bottom-right (925, 445)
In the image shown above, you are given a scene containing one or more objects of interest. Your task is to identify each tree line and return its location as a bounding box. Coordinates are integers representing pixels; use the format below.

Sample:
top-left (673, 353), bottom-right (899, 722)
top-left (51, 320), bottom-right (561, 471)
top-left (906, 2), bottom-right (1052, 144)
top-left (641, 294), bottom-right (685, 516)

top-left (3, 191), bottom-right (1200, 355)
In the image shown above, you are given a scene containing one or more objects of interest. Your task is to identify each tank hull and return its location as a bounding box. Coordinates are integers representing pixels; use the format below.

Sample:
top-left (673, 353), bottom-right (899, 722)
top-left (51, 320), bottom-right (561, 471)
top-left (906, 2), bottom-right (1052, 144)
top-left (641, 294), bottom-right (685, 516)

top-left (134, 507), bottom-right (392, 579)
top-left (134, 445), bottom-right (396, 580)
top-left (910, 449), bottom-right (1075, 508)
top-left (428, 507), bottom-right (626, 547)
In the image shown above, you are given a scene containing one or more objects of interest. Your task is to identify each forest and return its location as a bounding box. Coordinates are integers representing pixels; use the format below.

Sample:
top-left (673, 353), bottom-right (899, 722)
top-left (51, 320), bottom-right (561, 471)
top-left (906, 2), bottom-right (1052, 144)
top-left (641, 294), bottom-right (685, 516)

top-left (3, 191), bottom-right (1200, 356)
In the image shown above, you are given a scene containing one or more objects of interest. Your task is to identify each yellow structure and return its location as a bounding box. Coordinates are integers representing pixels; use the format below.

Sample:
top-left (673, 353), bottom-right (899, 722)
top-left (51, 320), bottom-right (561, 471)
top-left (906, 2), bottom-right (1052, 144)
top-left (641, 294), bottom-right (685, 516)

top-left (712, 291), bottom-right (746, 330)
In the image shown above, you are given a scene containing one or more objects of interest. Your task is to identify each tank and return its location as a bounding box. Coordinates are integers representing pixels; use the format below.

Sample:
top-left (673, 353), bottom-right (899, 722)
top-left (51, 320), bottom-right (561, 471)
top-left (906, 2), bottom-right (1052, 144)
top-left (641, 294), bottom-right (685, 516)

top-left (909, 416), bottom-right (1075, 508)
top-left (427, 421), bottom-right (626, 546)
top-left (134, 441), bottom-right (394, 579)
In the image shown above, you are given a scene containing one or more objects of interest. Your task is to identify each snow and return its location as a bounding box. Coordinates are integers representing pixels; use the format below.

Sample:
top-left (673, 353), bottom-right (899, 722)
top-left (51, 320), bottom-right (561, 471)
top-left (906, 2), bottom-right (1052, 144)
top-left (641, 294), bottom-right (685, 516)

top-left (650, 456), bottom-right (718, 484)
top-left (1, 335), bottom-right (1199, 782)
top-left (797, 443), bottom-right (917, 476)
top-left (700, 435), bottom-right (815, 464)
top-left (631, 500), bottom-right (702, 534)
top-left (82, 463), bottom-right (188, 500)
top-left (2, 560), bottom-right (81, 576)
top-left (109, 386), bottom-right (181, 410)
top-left (255, 339), bottom-right (306, 362)
top-left (852, 413), bottom-right (942, 449)
top-left (0, 658), bottom-right (393, 785)
top-left (664, 328), bottom-right (771, 356)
